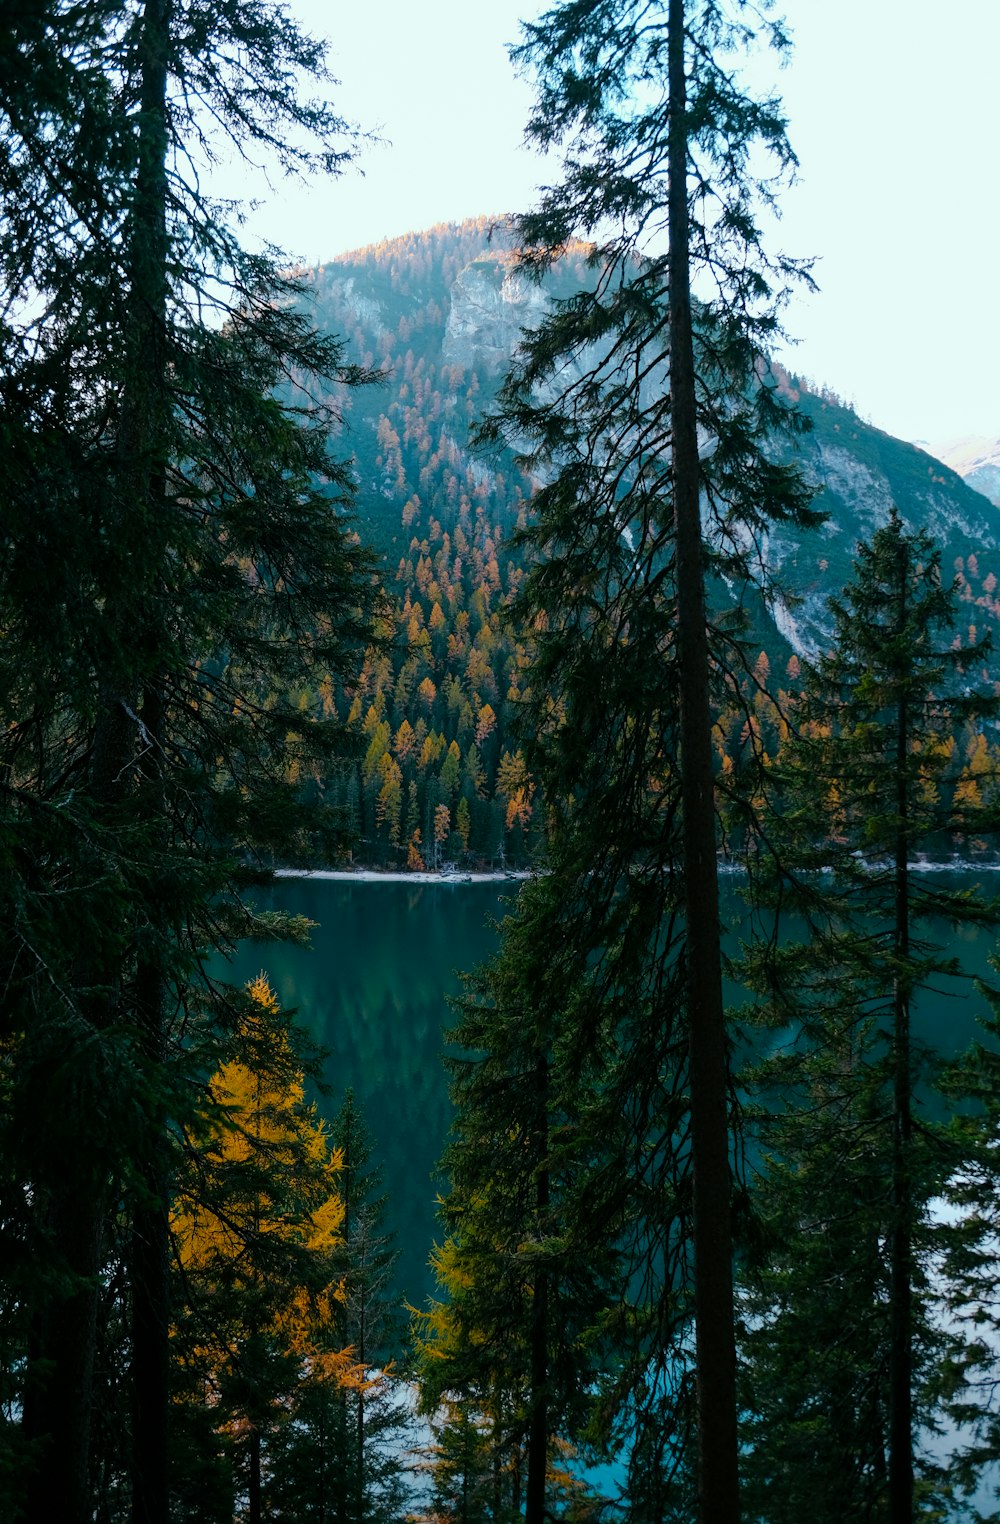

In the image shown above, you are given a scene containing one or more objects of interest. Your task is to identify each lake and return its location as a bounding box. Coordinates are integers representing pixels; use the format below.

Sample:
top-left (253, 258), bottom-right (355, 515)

top-left (222, 871), bottom-right (1000, 1314)
top-left (223, 876), bottom-right (512, 1309)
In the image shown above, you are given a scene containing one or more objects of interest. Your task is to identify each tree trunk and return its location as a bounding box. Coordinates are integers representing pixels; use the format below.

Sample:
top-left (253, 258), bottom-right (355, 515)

top-left (23, 1185), bottom-right (104, 1524)
top-left (123, 3), bottom-right (172, 1518)
top-left (22, 669), bottom-right (135, 1524)
top-left (248, 1425), bottom-right (262, 1524)
top-left (355, 1277), bottom-right (365, 1521)
top-left (889, 552), bottom-right (913, 1523)
top-left (131, 683), bottom-right (170, 1524)
top-left (667, 2), bottom-right (740, 1518)
top-left (336, 1391), bottom-right (348, 1524)
top-left (525, 1051), bottom-right (550, 1524)
top-left (131, 1145), bottom-right (171, 1524)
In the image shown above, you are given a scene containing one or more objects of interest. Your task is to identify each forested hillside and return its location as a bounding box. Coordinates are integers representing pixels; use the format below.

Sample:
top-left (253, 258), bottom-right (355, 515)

top-left (287, 217), bottom-right (1000, 868)
top-left (5, 1), bottom-right (1000, 1521)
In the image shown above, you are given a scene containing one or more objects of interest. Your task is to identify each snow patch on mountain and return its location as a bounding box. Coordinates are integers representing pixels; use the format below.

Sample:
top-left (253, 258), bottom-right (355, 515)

top-left (965, 465), bottom-right (1000, 507)
top-left (931, 435), bottom-right (1000, 476)
top-left (927, 435), bottom-right (1000, 508)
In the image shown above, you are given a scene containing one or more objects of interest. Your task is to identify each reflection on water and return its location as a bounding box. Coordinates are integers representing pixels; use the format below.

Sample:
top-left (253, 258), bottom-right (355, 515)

top-left (221, 879), bottom-right (510, 1310)
top-left (220, 874), bottom-right (1000, 1312)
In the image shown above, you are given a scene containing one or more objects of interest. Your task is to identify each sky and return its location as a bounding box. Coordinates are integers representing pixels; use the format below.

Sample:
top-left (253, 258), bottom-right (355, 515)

top-left (234, 0), bottom-right (1000, 452)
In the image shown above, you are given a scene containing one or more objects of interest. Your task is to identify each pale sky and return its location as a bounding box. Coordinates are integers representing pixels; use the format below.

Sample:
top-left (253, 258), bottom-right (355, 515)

top-left (231, 0), bottom-right (1000, 451)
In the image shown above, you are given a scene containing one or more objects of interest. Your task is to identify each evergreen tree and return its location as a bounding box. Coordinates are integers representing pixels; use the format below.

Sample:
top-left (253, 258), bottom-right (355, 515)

top-left (416, 873), bottom-right (624, 1521)
top-left (740, 985), bottom-right (927, 1522)
top-left (937, 977), bottom-right (1000, 1510)
top-left (272, 1088), bottom-right (411, 1524)
top-left (0, 4), bottom-right (375, 1518)
top-left (466, 1), bottom-right (817, 1514)
top-left (740, 510), bottom-right (999, 1521)
top-left (418, 1395), bottom-right (499, 1524)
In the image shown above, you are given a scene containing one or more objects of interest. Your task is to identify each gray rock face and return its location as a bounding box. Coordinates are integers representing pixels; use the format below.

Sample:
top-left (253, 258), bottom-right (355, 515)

top-left (439, 255), bottom-right (1000, 659)
top-left (747, 425), bottom-right (1000, 657)
top-left (311, 221), bottom-right (1000, 671)
top-left (966, 463), bottom-right (1000, 508)
top-left (443, 258), bottom-right (547, 374)
top-left (812, 444), bottom-right (895, 535)
top-left (327, 275), bottom-right (388, 339)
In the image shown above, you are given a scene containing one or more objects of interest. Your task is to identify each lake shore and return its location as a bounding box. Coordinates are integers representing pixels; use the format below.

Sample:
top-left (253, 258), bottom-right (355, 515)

top-left (274, 867), bottom-right (532, 885)
top-left (277, 854), bottom-right (1000, 887)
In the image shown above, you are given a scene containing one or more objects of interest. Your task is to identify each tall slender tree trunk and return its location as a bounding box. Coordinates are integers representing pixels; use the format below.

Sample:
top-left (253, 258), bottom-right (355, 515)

top-left (491, 1381), bottom-right (507, 1519)
top-left (336, 1392), bottom-right (348, 1524)
top-left (248, 1426), bottom-right (262, 1524)
top-left (667, 2), bottom-right (739, 1518)
top-left (23, 1187), bottom-right (104, 1524)
top-left (317, 1402), bottom-right (328, 1524)
top-left (132, 683), bottom-right (171, 1524)
top-left (889, 556), bottom-right (913, 1523)
top-left (23, 597), bottom-right (140, 1524)
top-left (525, 1050), bottom-right (550, 1524)
top-left (355, 1272), bottom-right (366, 1520)
top-left (113, 2), bottom-right (172, 1518)
top-left (342, 1128), bottom-right (359, 1522)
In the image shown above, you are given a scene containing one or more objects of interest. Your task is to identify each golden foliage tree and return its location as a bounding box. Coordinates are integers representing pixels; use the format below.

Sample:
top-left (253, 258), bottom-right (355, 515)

top-left (170, 977), bottom-right (360, 1522)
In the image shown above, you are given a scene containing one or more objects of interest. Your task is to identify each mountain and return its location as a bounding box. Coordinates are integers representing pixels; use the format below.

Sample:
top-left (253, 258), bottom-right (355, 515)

top-left (928, 435), bottom-right (1000, 508)
top-left (290, 219), bottom-right (1000, 867)
top-left (759, 393), bottom-right (1000, 655)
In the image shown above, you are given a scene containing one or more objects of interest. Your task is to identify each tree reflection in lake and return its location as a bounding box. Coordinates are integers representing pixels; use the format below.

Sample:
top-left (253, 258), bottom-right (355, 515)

top-left (221, 873), bottom-right (1000, 1312)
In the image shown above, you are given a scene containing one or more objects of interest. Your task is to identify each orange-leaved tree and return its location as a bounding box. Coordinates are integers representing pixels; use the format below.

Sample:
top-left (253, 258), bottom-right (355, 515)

top-left (170, 976), bottom-right (361, 1524)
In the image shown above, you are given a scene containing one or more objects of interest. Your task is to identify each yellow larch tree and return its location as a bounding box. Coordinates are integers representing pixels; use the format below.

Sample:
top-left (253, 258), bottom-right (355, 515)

top-left (170, 976), bottom-right (361, 1522)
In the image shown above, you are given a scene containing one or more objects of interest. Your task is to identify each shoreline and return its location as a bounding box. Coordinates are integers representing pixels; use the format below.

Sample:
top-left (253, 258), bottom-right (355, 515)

top-left (273, 867), bottom-right (533, 885)
top-left (275, 855), bottom-right (1000, 886)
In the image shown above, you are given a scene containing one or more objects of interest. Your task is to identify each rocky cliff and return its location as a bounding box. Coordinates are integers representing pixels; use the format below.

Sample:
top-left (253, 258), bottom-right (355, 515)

top-left (301, 219), bottom-right (1000, 662)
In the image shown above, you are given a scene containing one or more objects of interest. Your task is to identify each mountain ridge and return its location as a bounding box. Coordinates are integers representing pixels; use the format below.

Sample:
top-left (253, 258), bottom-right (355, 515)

top-left (285, 219), bottom-right (1000, 866)
top-left (304, 220), bottom-right (1000, 646)
top-left (927, 435), bottom-right (1000, 507)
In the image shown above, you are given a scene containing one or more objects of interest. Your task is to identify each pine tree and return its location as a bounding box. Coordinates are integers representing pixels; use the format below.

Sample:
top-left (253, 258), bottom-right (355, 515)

top-left (740, 510), bottom-right (999, 1521)
top-left (418, 1395), bottom-right (499, 1524)
top-left (740, 986), bottom-right (919, 1522)
top-left (420, 867), bottom-right (690, 1520)
top-left (936, 978), bottom-right (1000, 1508)
top-left (273, 1088), bottom-right (411, 1524)
top-left (0, 4), bottom-right (375, 1517)
top-left (468, 1), bottom-right (817, 1514)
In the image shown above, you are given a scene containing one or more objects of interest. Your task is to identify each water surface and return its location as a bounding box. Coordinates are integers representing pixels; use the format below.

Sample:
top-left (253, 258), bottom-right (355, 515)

top-left (223, 873), bottom-right (1000, 1311)
top-left (224, 878), bottom-right (510, 1308)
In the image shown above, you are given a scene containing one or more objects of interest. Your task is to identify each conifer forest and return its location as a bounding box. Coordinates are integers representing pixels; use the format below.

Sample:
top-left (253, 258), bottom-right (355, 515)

top-left (3, 2), bottom-right (1000, 1521)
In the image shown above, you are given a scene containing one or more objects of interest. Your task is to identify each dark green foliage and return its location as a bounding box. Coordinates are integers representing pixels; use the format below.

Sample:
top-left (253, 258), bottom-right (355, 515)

top-left (430, 1), bottom-right (818, 1515)
top-left (279, 1088), bottom-right (412, 1524)
top-left (749, 509), bottom-right (994, 868)
top-left (0, 2), bottom-right (376, 1517)
top-left (419, 1400), bottom-right (502, 1524)
top-left (938, 992), bottom-right (1000, 1511)
top-left (740, 511), bottom-right (1000, 1521)
top-left (420, 859), bottom-right (722, 1518)
top-left (417, 872), bottom-right (636, 1517)
top-left (740, 1001), bottom-right (931, 1523)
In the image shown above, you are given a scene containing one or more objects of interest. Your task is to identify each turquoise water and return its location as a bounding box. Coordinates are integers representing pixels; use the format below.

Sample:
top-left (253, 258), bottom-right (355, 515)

top-left (220, 873), bottom-right (1000, 1313)
top-left (221, 878), bottom-right (511, 1310)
